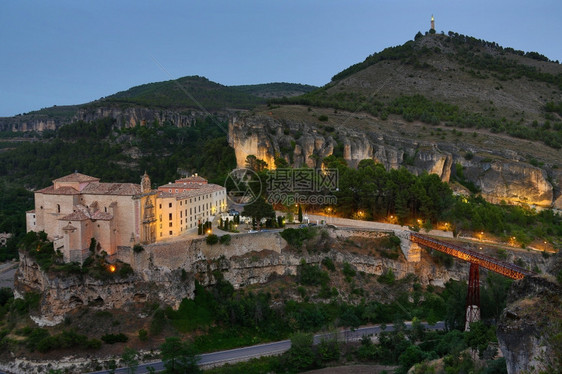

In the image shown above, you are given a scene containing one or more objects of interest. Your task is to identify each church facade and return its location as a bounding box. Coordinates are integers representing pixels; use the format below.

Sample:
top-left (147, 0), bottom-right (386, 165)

top-left (26, 172), bottom-right (227, 263)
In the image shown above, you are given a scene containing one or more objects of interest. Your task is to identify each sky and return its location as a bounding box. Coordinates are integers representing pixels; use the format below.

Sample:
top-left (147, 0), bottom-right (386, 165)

top-left (1, 0), bottom-right (561, 117)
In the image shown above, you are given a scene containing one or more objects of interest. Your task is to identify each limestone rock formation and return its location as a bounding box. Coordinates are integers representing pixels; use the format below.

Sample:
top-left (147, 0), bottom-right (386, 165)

top-left (497, 252), bottom-right (562, 374)
top-left (15, 229), bottom-right (469, 325)
top-left (228, 113), bottom-right (556, 208)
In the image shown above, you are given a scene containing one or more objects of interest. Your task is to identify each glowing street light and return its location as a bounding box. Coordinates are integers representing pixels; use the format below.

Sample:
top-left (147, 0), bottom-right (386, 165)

top-left (108, 265), bottom-right (116, 273)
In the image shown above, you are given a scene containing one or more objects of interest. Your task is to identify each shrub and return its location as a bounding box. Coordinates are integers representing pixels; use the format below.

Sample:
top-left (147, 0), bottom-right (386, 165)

top-left (133, 244), bottom-right (144, 253)
top-left (219, 235), bottom-right (231, 245)
top-left (321, 257), bottom-right (336, 271)
top-left (101, 333), bottom-right (129, 344)
top-left (206, 234), bottom-right (219, 245)
top-left (280, 228), bottom-right (315, 247)
top-left (138, 329), bottom-right (148, 341)
top-left (298, 259), bottom-right (330, 286)
top-left (378, 269), bottom-right (395, 285)
top-left (318, 115), bottom-right (329, 122)
top-left (342, 262), bottom-right (356, 281)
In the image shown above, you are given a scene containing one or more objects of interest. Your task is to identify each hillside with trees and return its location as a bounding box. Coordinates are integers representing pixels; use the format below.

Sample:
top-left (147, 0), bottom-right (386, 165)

top-left (272, 31), bottom-right (562, 149)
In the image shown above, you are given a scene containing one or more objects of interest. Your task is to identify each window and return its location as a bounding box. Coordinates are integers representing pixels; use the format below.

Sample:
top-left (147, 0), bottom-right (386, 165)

top-left (160, 224), bottom-right (162, 229)
top-left (190, 208), bottom-right (192, 214)
top-left (169, 203), bottom-right (172, 208)
top-left (56, 204), bottom-right (61, 213)
top-left (169, 231), bottom-right (172, 235)
top-left (159, 215), bottom-right (162, 222)
top-left (159, 204), bottom-right (162, 209)
top-left (175, 189), bottom-right (178, 193)
top-left (169, 213), bottom-right (172, 220)
top-left (160, 233), bottom-right (162, 237)
top-left (169, 189), bottom-right (172, 193)
top-left (169, 222), bottom-right (172, 227)
top-left (180, 211), bottom-right (183, 218)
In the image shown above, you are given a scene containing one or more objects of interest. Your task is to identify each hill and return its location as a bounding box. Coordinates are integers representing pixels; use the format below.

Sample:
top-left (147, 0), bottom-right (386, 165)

top-left (231, 82), bottom-right (317, 98)
top-left (275, 31), bottom-right (562, 148)
top-left (229, 31), bottom-right (562, 209)
top-left (0, 78), bottom-right (315, 132)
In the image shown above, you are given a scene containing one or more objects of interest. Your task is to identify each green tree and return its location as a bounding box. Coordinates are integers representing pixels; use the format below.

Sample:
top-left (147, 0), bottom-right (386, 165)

top-left (121, 347), bottom-right (139, 374)
top-left (242, 198), bottom-right (275, 229)
top-left (286, 332), bottom-right (315, 371)
top-left (160, 337), bottom-right (201, 373)
top-left (298, 205), bottom-right (303, 223)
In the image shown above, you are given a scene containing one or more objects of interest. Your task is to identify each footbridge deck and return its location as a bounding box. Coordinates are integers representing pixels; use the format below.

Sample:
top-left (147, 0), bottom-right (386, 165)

top-left (410, 232), bottom-right (535, 280)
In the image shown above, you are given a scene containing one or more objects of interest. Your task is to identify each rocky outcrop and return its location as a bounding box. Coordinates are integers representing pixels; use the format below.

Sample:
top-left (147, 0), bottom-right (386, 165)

top-left (0, 104), bottom-right (225, 132)
top-left (228, 113), bottom-right (555, 207)
top-left (14, 252), bottom-right (195, 325)
top-left (15, 229), bottom-right (469, 325)
top-left (497, 252), bottom-right (562, 374)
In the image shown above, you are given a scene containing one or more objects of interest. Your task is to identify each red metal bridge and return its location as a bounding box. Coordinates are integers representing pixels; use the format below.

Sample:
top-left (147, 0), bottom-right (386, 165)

top-left (410, 232), bottom-right (535, 280)
top-left (410, 232), bottom-right (536, 329)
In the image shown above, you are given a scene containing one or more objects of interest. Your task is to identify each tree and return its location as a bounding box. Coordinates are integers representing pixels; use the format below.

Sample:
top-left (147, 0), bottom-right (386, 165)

top-left (242, 197), bottom-right (275, 229)
top-left (286, 332), bottom-right (315, 371)
top-left (160, 337), bottom-right (201, 374)
top-left (245, 155), bottom-right (268, 172)
top-left (121, 347), bottom-right (139, 374)
top-left (298, 204), bottom-right (303, 223)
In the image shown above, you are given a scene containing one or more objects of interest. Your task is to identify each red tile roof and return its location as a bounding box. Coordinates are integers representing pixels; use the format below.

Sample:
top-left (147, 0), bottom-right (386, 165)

top-left (81, 183), bottom-right (141, 196)
top-left (159, 184), bottom-right (225, 200)
top-left (60, 204), bottom-right (113, 221)
top-left (176, 175), bottom-right (207, 183)
top-left (53, 172), bottom-right (100, 184)
top-left (36, 186), bottom-right (80, 195)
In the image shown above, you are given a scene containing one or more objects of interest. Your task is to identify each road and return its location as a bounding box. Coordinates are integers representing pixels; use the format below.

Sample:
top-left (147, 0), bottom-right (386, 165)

top-left (87, 321), bottom-right (445, 373)
top-left (0, 261), bottom-right (18, 289)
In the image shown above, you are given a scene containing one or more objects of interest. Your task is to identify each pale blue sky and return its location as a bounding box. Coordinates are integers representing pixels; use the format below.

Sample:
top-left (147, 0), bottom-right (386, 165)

top-left (1, 0), bottom-right (560, 116)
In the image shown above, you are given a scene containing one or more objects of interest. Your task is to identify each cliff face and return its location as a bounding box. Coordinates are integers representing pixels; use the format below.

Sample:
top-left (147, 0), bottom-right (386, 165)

top-left (228, 112), bottom-right (556, 207)
top-left (497, 252), bottom-right (562, 374)
top-left (15, 229), bottom-right (467, 326)
top-left (0, 105), bottom-right (223, 132)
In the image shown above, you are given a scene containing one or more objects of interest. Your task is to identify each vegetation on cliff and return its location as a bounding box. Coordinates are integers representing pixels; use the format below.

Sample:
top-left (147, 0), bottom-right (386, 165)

top-left (242, 156), bottom-right (562, 247)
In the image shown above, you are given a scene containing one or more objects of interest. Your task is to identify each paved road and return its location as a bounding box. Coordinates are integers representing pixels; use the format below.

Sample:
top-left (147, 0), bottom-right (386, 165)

top-left (0, 262), bottom-right (18, 289)
top-left (87, 321), bottom-right (445, 373)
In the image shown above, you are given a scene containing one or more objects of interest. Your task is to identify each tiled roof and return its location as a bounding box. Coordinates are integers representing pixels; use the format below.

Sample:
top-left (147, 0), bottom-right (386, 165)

top-left (36, 186), bottom-right (80, 195)
top-left (159, 184), bottom-right (225, 200)
top-left (82, 183), bottom-right (141, 196)
top-left (60, 204), bottom-right (113, 221)
top-left (158, 182), bottom-right (203, 190)
top-left (53, 172), bottom-right (100, 183)
top-left (61, 210), bottom-right (89, 221)
top-left (176, 175), bottom-right (207, 183)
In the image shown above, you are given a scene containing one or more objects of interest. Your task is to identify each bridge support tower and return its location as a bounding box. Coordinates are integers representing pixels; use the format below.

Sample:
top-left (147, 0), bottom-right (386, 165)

top-left (465, 263), bottom-right (481, 331)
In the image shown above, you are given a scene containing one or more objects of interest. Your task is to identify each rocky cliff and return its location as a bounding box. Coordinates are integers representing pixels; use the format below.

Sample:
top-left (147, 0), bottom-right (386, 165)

top-left (228, 109), bottom-right (557, 208)
top-left (497, 251), bottom-right (562, 374)
top-left (0, 104), bottom-right (222, 132)
top-left (15, 229), bottom-right (470, 326)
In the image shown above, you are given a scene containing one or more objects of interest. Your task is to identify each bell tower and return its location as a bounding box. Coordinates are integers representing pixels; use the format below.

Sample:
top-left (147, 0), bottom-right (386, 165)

top-left (141, 171), bottom-right (151, 193)
top-left (431, 15), bottom-right (435, 31)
